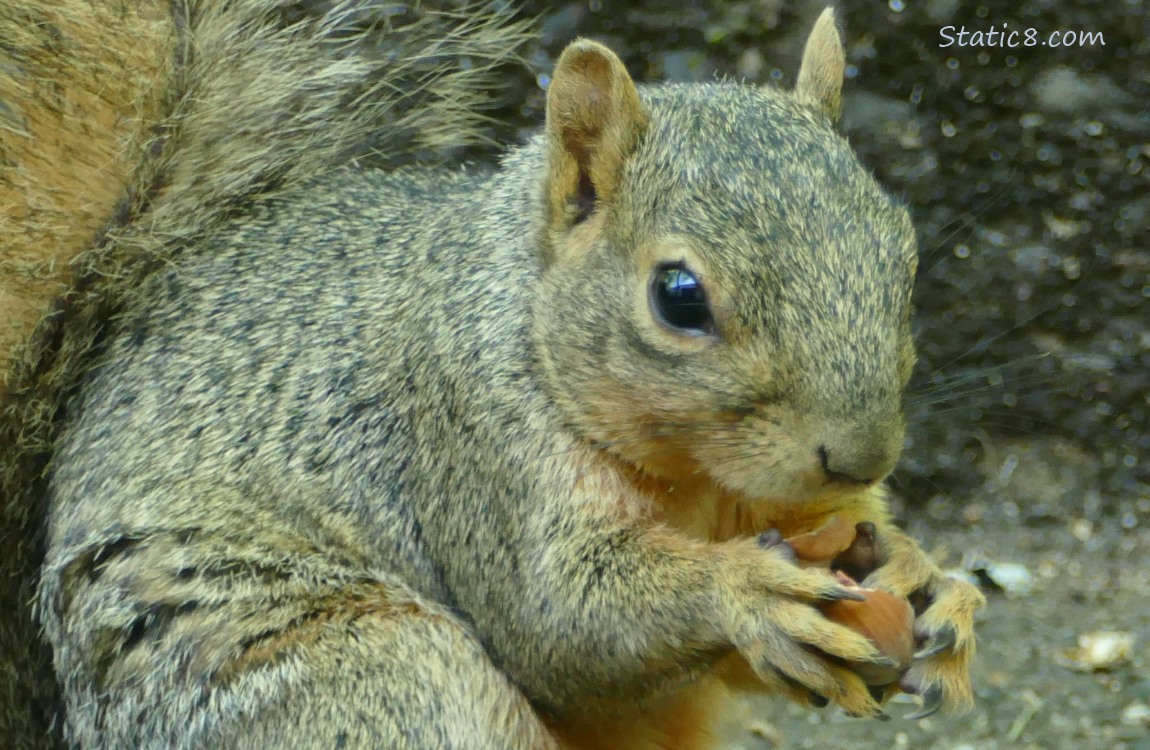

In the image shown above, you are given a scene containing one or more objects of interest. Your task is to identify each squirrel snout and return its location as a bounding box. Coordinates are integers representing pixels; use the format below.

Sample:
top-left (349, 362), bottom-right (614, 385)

top-left (816, 437), bottom-right (900, 488)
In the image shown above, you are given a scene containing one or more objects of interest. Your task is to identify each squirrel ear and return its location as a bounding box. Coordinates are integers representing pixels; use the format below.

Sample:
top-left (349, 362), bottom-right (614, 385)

top-left (795, 7), bottom-right (846, 122)
top-left (545, 39), bottom-right (648, 227)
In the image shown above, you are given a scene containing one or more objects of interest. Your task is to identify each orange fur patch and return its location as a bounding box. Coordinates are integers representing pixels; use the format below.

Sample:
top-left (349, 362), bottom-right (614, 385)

top-left (0, 0), bottom-right (173, 391)
top-left (548, 674), bottom-right (729, 750)
top-left (626, 462), bottom-right (889, 543)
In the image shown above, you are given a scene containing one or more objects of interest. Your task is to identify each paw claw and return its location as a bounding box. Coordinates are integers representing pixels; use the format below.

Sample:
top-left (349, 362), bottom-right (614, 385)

top-left (913, 623), bottom-right (957, 659)
top-left (844, 707), bottom-right (888, 720)
top-left (904, 684), bottom-right (943, 720)
top-left (823, 586), bottom-right (866, 602)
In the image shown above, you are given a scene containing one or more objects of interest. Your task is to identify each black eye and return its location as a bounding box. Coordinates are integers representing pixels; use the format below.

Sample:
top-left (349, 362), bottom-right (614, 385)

top-left (650, 263), bottom-right (713, 333)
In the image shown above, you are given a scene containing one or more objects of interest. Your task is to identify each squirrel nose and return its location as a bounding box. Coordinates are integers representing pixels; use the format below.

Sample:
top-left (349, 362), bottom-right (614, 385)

top-left (817, 442), bottom-right (897, 487)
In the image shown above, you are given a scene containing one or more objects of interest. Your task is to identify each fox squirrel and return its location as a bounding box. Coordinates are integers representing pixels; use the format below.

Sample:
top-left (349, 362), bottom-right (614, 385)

top-left (2, 1), bottom-right (984, 748)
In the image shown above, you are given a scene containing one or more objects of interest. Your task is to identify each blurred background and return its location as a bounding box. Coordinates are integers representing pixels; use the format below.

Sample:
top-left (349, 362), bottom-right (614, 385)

top-left (485, 1), bottom-right (1148, 747)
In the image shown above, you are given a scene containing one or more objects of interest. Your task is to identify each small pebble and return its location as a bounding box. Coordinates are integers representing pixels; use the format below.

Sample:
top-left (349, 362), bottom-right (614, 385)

top-left (1121, 702), bottom-right (1150, 727)
top-left (1055, 631), bottom-right (1136, 672)
top-left (1069, 518), bottom-right (1093, 542)
top-left (961, 551), bottom-right (1035, 597)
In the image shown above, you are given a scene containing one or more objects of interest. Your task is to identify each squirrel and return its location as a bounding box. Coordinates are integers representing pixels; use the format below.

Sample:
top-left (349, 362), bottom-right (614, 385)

top-left (3, 1), bottom-right (985, 748)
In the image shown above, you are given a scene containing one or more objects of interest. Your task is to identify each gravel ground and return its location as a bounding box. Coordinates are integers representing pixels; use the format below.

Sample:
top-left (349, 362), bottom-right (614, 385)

top-left (501, 2), bottom-right (1150, 747)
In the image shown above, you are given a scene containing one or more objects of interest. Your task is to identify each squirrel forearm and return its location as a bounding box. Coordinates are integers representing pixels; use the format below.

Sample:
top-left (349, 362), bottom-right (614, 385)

top-left (457, 516), bottom-right (731, 714)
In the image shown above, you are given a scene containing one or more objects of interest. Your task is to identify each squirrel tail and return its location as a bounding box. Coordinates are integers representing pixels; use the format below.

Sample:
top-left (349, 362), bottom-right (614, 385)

top-left (0, 2), bottom-right (529, 747)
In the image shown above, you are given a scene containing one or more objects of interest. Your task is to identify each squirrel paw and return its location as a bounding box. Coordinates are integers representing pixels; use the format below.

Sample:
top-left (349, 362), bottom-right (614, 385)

top-left (719, 537), bottom-right (896, 718)
top-left (863, 549), bottom-right (986, 717)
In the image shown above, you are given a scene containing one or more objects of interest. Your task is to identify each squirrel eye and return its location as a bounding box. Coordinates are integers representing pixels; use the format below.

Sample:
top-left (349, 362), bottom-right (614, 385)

top-left (650, 263), bottom-right (713, 334)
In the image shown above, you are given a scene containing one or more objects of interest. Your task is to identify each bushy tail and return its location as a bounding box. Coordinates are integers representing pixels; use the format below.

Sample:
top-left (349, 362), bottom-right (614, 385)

top-left (0, 2), bottom-right (529, 747)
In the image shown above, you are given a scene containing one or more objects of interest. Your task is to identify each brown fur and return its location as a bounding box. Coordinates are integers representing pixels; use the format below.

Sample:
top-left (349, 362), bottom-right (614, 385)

top-left (0, 1), bottom-right (172, 391)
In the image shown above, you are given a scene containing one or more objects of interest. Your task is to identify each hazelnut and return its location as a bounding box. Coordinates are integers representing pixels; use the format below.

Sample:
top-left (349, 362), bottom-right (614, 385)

top-left (783, 518), bottom-right (914, 686)
top-left (784, 516), bottom-right (856, 566)
top-left (820, 588), bottom-right (915, 685)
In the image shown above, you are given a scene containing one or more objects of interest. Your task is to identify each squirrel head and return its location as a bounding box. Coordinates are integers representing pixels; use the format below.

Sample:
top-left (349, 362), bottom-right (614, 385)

top-left (534, 9), bottom-right (918, 505)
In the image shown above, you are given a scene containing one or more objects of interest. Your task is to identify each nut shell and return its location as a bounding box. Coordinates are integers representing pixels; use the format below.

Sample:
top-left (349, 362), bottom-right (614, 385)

top-left (783, 517), bottom-right (916, 686)
top-left (820, 588), bottom-right (915, 685)
top-left (784, 516), bottom-right (856, 566)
